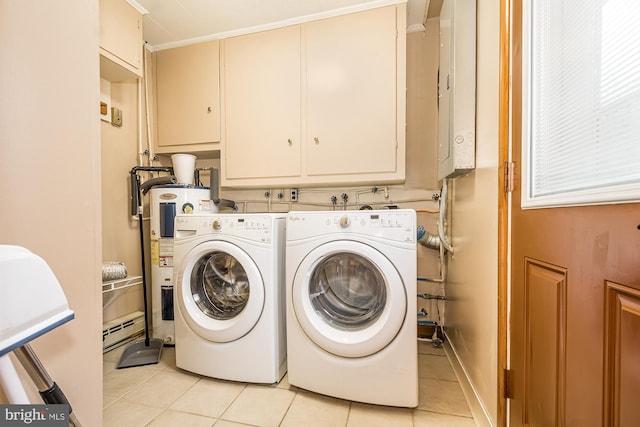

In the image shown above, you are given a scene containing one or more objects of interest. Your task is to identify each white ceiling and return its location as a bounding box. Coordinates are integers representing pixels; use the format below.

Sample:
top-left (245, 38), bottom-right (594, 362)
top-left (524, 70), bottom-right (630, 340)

top-left (131, 0), bottom-right (432, 50)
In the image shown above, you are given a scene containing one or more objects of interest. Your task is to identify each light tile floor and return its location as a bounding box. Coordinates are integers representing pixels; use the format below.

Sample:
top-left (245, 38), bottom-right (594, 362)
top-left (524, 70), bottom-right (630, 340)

top-left (103, 340), bottom-right (477, 427)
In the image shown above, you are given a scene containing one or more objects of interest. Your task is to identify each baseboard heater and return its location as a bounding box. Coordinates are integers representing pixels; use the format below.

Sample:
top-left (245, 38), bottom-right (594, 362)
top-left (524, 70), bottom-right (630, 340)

top-left (102, 311), bottom-right (144, 353)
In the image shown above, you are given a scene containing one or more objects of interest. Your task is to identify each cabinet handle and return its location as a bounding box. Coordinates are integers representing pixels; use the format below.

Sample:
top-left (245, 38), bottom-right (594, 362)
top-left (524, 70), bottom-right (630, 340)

top-left (314, 137), bottom-right (319, 144)
top-left (288, 138), bottom-right (293, 145)
top-left (207, 107), bottom-right (212, 113)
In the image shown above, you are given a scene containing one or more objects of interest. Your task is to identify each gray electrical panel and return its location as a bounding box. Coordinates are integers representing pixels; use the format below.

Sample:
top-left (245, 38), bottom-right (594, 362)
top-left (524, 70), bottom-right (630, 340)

top-left (437, 0), bottom-right (477, 180)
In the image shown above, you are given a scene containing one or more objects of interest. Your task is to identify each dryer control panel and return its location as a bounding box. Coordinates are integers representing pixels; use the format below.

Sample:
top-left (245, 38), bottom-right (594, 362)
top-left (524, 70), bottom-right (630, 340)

top-left (287, 209), bottom-right (416, 243)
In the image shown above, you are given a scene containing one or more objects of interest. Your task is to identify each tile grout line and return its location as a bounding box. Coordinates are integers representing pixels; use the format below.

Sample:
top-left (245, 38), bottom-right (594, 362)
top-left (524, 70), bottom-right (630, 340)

top-left (104, 343), bottom-right (476, 426)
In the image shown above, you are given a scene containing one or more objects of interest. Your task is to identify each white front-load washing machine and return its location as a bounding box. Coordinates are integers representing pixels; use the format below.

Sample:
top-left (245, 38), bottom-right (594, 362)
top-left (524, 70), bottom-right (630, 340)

top-left (173, 213), bottom-right (287, 383)
top-left (286, 209), bottom-right (417, 407)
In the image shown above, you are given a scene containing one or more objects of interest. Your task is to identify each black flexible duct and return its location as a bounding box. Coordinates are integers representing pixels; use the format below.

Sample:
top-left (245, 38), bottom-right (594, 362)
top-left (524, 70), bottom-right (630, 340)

top-left (130, 166), bottom-right (173, 173)
top-left (129, 166), bottom-right (174, 216)
top-left (140, 176), bottom-right (176, 195)
top-left (209, 167), bottom-right (237, 210)
top-left (130, 173), bottom-right (139, 217)
top-left (209, 167), bottom-right (220, 202)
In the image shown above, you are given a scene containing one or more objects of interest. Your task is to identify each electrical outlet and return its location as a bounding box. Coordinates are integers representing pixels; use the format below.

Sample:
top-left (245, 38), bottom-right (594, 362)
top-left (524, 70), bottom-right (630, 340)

top-left (290, 189), bottom-right (298, 202)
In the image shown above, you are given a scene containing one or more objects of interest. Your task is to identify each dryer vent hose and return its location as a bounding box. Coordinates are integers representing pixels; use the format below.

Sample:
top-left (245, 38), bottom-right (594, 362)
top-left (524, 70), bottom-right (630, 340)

top-left (417, 225), bottom-right (441, 251)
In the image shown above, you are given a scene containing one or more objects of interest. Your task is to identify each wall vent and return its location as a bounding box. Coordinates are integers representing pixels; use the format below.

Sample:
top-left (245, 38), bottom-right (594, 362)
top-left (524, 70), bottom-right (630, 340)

top-left (102, 311), bottom-right (144, 353)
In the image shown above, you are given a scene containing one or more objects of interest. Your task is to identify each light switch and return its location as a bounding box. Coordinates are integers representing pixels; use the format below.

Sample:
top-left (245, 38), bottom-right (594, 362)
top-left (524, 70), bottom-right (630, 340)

top-left (111, 107), bottom-right (122, 127)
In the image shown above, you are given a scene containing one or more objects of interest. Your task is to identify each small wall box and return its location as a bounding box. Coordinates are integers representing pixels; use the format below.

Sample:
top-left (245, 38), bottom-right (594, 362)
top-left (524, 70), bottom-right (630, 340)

top-left (111, 107), bottom-right (122, 127)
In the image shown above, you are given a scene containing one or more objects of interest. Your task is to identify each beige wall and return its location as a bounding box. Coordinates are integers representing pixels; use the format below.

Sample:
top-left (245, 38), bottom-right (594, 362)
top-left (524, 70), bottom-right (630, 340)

top-left (406, 23), bottom-right (440, 191)
top-left (102, 81), bottom-right (145, 322)
top-left (445, 0), bottom-right (500, 424)
top-left (0, 1), bottom-right (103, 426)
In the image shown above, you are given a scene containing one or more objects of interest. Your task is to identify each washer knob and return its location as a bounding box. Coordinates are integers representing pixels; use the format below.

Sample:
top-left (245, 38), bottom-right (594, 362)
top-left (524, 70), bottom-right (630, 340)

top-left (212, 220), bottom-right (222, 230)
top-left (340, 216), bottom-right (350, 228)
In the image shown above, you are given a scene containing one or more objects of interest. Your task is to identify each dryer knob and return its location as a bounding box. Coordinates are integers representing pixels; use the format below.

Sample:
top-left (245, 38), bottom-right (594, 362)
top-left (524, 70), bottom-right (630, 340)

top-left (212, 220), bottom-right (222, 230)
top-left (339, 216), bottom-right (350, 228)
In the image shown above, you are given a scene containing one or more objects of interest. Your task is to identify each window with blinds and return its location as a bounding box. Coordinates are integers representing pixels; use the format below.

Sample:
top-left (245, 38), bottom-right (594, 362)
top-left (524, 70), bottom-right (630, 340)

top-left (521, 0), bottom-right (640, 208)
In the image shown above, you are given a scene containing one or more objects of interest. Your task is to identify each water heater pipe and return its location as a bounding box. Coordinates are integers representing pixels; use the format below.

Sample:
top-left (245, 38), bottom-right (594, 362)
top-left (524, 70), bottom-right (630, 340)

top-left (139, 176), bottom-right (176, 195)
top-left (128, 166), bottom-right (174, 217)
top-left (209, 168), bottom-right (237, 210)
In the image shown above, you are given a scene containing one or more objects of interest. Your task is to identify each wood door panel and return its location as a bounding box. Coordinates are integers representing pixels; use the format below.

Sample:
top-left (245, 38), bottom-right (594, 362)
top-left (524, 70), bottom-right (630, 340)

top-left (523, 258), bottom-right (567, 427)
top-left (508, 1), bottom-right (640, 424)
top-left (604, 282), bottom-right (640, 427)
top-left (504, 1), bottom-right (640, 426)
top-left (511, 204), bottom-right (640, 427)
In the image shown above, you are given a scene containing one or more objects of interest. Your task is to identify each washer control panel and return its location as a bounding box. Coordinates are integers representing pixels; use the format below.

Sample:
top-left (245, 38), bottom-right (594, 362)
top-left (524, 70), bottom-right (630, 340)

top-left (175, 214), bottom-right (283, 242)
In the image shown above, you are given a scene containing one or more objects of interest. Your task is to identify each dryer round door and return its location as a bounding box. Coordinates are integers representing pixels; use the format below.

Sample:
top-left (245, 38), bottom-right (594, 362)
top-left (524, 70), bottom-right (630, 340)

top-left (176, 240), bottom-right (265, 342)
top-left (291, 240), bottom-right (407, 358)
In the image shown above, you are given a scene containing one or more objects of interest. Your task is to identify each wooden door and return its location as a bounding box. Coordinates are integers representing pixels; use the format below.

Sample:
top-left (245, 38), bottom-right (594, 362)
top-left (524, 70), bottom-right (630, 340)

top-left (507, 1), bottom-right (640, 426)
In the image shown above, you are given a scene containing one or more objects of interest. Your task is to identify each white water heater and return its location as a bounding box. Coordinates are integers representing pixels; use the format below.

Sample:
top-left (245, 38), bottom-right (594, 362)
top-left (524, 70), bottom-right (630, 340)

top-left (437, 0), bottom-right (477, 180)
top-left (149, 185), bottom-right (215, 345)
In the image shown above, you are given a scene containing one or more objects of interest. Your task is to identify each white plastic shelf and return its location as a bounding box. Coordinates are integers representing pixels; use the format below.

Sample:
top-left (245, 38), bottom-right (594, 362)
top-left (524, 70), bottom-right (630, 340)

top-left (102, 275), bottom-right (143, 294)
top-left (102, 275), bottom-right (144, 311)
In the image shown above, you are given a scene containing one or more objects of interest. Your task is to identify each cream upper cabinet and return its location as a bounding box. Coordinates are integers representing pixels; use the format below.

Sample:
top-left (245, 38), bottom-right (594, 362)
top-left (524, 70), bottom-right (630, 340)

top-left (154, 40), bottom-right (221, 153)
top-left (305, 6), bottom-right (400, 177)
top-left (99, 0), bottom-right (143, 80)
top-left (222, 26), bottom-right (301, 180)
top-left (221, 4), bottom-right (406, 188)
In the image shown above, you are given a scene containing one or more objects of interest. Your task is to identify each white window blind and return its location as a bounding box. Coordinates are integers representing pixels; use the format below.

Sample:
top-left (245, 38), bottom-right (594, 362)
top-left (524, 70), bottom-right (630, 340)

top-left (522, 0), bottom-right (640, 208)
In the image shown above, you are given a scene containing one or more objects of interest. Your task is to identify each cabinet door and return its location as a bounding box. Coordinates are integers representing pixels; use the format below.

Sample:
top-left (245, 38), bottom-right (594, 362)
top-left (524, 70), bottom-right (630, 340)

top-left (99, 0), bottom-right (142, 76)
top-left (223, 26), bottom-right (301, 180)
top-left (305, 6), bottom-right (399, 176)
top-left (156, 40), bottom-right (220, 148)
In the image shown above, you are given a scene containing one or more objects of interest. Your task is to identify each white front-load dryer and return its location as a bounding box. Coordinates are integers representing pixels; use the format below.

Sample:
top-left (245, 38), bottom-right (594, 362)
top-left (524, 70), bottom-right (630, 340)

top-left (286, 209), bottom-right (417, 407)
top-left (173, 213), bottom-right (287, 383)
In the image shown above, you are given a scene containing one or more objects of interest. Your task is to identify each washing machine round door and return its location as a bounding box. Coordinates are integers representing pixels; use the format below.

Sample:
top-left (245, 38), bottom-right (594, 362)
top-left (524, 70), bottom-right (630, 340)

top-left (176, 240), bottom-right (265, 342)
top-left (292, 240), bottom-right (407, 358)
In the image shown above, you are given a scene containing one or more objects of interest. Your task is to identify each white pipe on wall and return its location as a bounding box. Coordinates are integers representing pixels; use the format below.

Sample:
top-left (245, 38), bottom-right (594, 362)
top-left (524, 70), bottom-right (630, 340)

top-left (143, 44), bottom-right (155, 165)
top-left (137, 78), bottom-right (144, 166)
